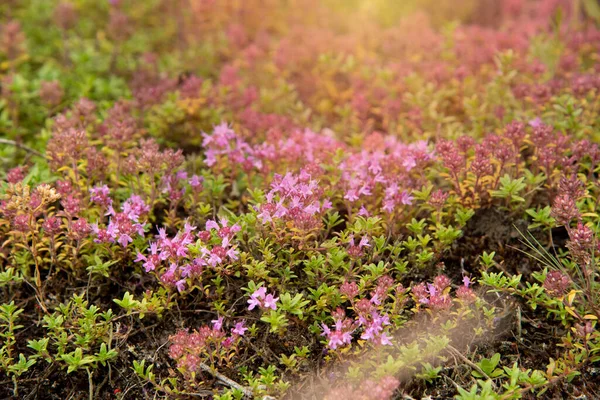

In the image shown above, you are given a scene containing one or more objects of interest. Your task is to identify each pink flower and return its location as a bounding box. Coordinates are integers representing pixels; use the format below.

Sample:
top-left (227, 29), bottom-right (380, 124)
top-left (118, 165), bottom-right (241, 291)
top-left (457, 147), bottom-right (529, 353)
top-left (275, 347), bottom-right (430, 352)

top-left (89, 185), bottom-right (112, 208)
top-left (206, 220), bottom-right (219, 231)
top-left (211, 316), bottom-right (224, 331)
top-left (247, 287), bottom-right (278, 310)
top-left (189, 175), bottom-right (203, 188)
top-left (247, 287), bottom-right (266, 310)
top-left (232, 321), bottom-right (248, 336)
top-left (528, 117), bottom-right (543, 128)
top-left (357, 206), bottom-right (369, 216)
top-left (462, 276), bottom-right (471, 288)
top-left (378, 332), bottom-right (392, 346)
top-left (122, 195), bottom-right (150, 221)
top-left (321, 318), bottom-right (355, 350)
top-left (543, 271), bottom-right (570, 296)
top-left (263, 294), bottom-right (279, 310)
top-left (175, 279), bottom-right (186, 293)
top-left (117, 233), bottom-right (132, 247)
top-left (358, 236), bottom-right (370, 248)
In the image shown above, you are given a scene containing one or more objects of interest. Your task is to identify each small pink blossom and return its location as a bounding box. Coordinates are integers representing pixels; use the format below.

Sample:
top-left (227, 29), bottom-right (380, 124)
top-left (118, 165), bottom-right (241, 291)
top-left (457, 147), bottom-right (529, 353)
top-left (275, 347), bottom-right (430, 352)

top-left (232, 321), bottom-right (248, 336)
top-left (247, 287), bottom-right (278, 311)
top-left (211, 316), bottom-right (224, 331)
top-left (263, 294), bottom-right (279, 310)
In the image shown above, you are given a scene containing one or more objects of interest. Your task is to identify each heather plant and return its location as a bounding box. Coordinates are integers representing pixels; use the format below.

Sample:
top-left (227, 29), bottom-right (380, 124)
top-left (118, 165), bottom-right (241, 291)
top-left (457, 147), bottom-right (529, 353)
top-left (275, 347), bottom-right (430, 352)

top-left (2, 0), bottom-right (600, 399)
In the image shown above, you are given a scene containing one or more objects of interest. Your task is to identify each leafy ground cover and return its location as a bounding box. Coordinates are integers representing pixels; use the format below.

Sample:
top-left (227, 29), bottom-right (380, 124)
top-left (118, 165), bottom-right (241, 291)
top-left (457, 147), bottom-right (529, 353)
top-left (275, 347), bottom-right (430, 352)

top-left (2, 0), bottom-right (600, 399)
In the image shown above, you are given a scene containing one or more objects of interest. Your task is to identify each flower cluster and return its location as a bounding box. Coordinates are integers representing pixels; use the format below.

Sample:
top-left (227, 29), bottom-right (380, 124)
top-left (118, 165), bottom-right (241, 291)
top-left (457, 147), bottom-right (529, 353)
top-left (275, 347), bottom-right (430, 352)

top-left (321, 308), bottom-right (356, 350)
top-left (134, 218), bottom-right (240, 291)
top-left (256, 170), bottom-right (330, 232)
top-left (247, 287), bottom-right (279, 311)
top-left (168, 317), bottom-right (247, 373)
top-left (412, 275), bottom-right (454, 311)
top-left (202, 122), bottom-right (263, 172)
top-left (543, 271), bottom-right (571, 297)
top-left (322, 276), bottom-right (402, 349)
top-left (91, 194), bottom-right (148, 248)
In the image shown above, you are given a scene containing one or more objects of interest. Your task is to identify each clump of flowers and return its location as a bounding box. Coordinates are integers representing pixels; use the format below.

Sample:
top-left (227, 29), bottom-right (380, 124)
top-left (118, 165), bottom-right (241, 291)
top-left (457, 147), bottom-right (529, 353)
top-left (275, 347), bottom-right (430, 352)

top-left (456, 276), bottom-right (476, 303)
top-left (202, 122), bottom-right (262, 172)
top-left (322, 276), bottom-right (402, 350)
top-left (169, 317), bottom-right (247, 373)
top-left (4, 1), bottom-right (600, 399)
top-left (91, 194), bottom-right (148, 248)
top-left (411, 275), bottom-right (464, 311)
top-left (247, 287), bottom-right (279, 311)
top-left (543, 271), bottom-right (571, 297)
top-left (321, 308), bottom-right (356, 350)
top-left (256, 170), bottom-right (330, 233)
top-left (134, 218), bottom-right (240, 291)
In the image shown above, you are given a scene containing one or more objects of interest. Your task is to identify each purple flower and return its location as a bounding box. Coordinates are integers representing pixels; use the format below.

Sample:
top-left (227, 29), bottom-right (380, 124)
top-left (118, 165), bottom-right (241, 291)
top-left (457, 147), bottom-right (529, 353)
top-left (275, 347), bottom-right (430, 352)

top-left (176, 170), bottom-right (188, 181)
top-left (247, 287), bottom-right (266, 310)
top-left (378, 332), bottom-right (392, 346)
top-left (89, 185), bottom-right (112, 208)
top-left (528, 117), bottom-right (543, 128)
top-left (247, 287), bottom-right (278, 311)
top-left (232, 321), bottom-right (248, 336)
top-left (263, 294), bottom-right (279, 310)
top-left (189, 175), bottom-right (203, 188)
top-left (462, 276), bottom-right (471, 288)
top-left (211, 316), bottom-right (224, 331)
top-left (321, 319), bottom-right (354, 349)
top-left (427, 283), bottom-right (438, 297)
top-left (122, 194), bottom-right (149, 221)
top-left (117, 233), bottom-right (132, 247)
top-left (175, 279), bottom-right (186, 293)
top-left (206, 219), bottom-right (219, 231)
top-left (358, 236), bottom-right (370, 248)
top-left (357, 206), bottom-right (369, 216)
top-left (247, 297), bottom-right (261, 310)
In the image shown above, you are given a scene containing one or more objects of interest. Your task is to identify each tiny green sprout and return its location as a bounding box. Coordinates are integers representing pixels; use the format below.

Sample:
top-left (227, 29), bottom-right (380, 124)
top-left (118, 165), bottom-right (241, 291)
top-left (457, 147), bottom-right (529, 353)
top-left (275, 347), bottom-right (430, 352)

top-left (372, 235), bottom-right (386, 253)
top-left (418, 234), bottom-right (432, 247)
top-left (406, 218), bottom-right (427, 235)
top-left (472, 353), bottom-right (505, 379)
top-left (352, 216), bottom-right (383, 236)
top-left (525, 206), bottom-right (555, 231)
top-left (455, 206), bottom-right (475, 227)
top-left (416, 362), bottom-right (443, 383)
top-left (416, 249), bottom-right (435, 266)
top-left (294, 346), bottom-right (310, 358)
top-left (114, 292), bottom-right (140, 313)
top-left (60, 347), bottom-right (96, 373)
top-left (413, 184), bottom-right (433, 202)
top-left (324, 211), bottom-right (344, 231)
top-left (132, 359), bottom-right (155, 381)
top-left (365, 261), bottom-right (387, 278)
top-left (27, 338), bottom-right (51, 363)
top-left (455, 379), bottom-right (497, 400)
top-left (403, 236), bottom-right (420, 252)
top-left (491, 174), bottom-right (527, 206)
top-left (279, 353), bottom-right (298, 370)
top-left (279, 292), bottom-right (310, 319)
top-left (0, 268), bottom-right (23, 286)
top-left (86, 255), bottom-right (118, 278)
top-left (95, 343), bottom-right (118, 366)
top-left (260, 310), bottom-right (289, 334)
top-left (480, 271), bottom-right (522, 291)
top-left (7, 354), bottom-right (35, 377)
top-left (433, 224), bottom-right (462, 247)
top-left (257, 365), bottom-right (278, 386)
top-left (479, 251), bottom-right (496, 270)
